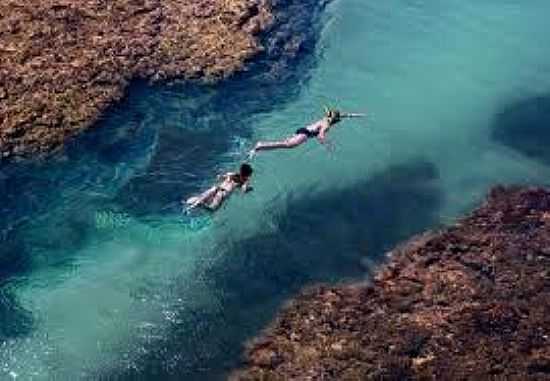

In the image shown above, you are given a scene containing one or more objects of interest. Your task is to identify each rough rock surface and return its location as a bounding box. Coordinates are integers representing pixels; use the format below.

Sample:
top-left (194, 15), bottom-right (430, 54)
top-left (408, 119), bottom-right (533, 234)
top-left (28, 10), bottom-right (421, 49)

top-left (233, 186), bottom-right (550, 380)
top-left (0, 0), bottom-right (272, 159)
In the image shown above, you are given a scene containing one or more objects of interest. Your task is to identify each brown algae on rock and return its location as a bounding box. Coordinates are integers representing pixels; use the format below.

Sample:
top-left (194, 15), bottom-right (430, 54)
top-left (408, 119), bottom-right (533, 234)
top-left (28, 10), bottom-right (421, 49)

top-left (0, 0), bottom-right (273, 159)
top-left (233, 187), bottom-right (550, 380)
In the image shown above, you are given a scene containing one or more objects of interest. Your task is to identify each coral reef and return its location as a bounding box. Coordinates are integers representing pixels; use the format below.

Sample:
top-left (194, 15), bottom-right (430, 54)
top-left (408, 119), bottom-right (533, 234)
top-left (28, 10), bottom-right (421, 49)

top-left (0, 0), bottom-right (272, 159)
top-left (233, 187), bottom-right (550, 380)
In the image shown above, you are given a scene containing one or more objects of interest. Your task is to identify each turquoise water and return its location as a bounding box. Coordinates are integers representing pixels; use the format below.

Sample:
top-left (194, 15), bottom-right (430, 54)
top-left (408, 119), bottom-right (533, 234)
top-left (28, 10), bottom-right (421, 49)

top-left (2, 0), bottom-right (550, 379)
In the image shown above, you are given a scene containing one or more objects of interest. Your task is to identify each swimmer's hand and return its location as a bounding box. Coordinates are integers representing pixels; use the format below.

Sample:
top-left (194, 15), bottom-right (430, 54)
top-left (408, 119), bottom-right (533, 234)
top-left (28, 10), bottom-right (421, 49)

top-left (247, 149), bottom-right (257, 160)
top-left (319, 135), bottom-right (335, 152)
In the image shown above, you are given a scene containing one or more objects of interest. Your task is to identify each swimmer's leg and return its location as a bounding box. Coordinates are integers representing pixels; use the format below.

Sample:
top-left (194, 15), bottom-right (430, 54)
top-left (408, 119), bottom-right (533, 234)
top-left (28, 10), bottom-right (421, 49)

top-left (249, 134), bottom-right (307, 158)
top-left (185, 196), bottom-right (200, 204)
top-left (205, 189), bottom-right (228, 210)
top-left (185, 186), bottom-right (218, 211)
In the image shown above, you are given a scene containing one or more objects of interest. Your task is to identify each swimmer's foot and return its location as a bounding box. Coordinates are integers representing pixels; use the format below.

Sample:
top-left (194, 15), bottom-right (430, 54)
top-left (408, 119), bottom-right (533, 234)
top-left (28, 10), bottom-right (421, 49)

top-left (185, 196), bottom-right (199, 205)
top-left (182, 196), bottom-right (201, 213)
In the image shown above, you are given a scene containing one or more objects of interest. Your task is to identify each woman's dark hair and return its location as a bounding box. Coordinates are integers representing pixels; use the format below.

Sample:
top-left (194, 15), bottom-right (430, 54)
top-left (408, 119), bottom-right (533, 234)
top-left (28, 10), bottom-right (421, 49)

top-left (240, 163), bottom-right (253, 178)
top-left (328, 109), bottom-right (341, 122)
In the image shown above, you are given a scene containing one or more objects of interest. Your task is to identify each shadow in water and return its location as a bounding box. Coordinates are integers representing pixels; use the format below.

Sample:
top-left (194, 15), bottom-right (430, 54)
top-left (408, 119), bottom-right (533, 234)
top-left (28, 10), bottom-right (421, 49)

top-left (492, 95), bottom-right (550, 166)
top-left (118, 159), bottom-right (443, 380)
top-left (0, 84), bottom-right (157, 338)
top-left (0, 83), bottom-right (157, 273)
top-left (0, 290), bottom-right (33, 340)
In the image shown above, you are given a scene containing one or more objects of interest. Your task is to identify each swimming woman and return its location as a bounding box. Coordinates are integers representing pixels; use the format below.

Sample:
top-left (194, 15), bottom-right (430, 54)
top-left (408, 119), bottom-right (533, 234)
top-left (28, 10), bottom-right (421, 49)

top-left (248, 108), bottom-right (365, 158)
top-left (184, 163), bottom-right (253, 212)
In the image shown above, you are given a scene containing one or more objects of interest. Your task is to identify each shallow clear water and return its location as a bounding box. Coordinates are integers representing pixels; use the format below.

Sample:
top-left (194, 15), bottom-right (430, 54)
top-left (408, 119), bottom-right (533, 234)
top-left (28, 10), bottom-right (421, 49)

top-left (2, 0), bottom-right (550, 379)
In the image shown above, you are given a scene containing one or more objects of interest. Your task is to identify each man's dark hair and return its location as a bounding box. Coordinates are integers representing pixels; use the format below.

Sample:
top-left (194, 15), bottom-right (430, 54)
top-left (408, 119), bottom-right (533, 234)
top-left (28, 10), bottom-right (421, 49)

top-left (240, 163), bottom-right (253, 177)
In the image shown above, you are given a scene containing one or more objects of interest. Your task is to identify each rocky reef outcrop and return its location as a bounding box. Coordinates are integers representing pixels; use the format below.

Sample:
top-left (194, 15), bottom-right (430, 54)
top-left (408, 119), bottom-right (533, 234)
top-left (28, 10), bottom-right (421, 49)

top-left (233, 187), bottom-right (550, 380)
top-left (0, 0), bottom-right (273, 159)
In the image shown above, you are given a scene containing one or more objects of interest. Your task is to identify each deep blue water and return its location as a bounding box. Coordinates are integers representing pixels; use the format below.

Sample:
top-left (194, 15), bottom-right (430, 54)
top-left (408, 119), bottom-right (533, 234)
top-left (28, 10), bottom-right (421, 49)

top-left (2, 0), bottom-right (550, 379)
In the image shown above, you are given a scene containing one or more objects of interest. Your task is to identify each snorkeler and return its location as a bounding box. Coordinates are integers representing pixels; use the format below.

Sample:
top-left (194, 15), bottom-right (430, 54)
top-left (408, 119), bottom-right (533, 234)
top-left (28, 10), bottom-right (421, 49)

top-left (184, 163), bottom-right (253, 212)
top-left (248, 108), bottom-right (366, 158)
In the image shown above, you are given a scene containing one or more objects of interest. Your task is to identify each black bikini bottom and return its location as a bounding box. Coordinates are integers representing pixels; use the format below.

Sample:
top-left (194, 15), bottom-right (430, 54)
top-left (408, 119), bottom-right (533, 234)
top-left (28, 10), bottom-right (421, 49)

top-left (295, 127), bottom-right (318, 138)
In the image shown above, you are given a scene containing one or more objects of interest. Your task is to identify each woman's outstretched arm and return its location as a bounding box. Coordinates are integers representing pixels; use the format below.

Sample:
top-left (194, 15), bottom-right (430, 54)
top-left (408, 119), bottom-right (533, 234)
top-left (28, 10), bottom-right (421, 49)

top-left (342, 112), bottom-right (367, 118)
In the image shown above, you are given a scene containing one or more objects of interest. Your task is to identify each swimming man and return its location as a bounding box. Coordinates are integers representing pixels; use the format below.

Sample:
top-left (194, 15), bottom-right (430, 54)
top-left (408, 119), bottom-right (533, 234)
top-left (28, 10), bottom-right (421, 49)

top-left (185, 163), bottom-right (253, 212)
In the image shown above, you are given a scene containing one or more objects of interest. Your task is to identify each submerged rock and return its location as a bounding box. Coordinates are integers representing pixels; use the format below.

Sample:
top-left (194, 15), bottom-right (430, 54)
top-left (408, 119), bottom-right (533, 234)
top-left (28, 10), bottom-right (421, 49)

top-left (492, 95), bottom-right (550, 166)
top-left (0, 0), bottom-right (274, 160)
top-left (232, 186), bottom-right (550, 380)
